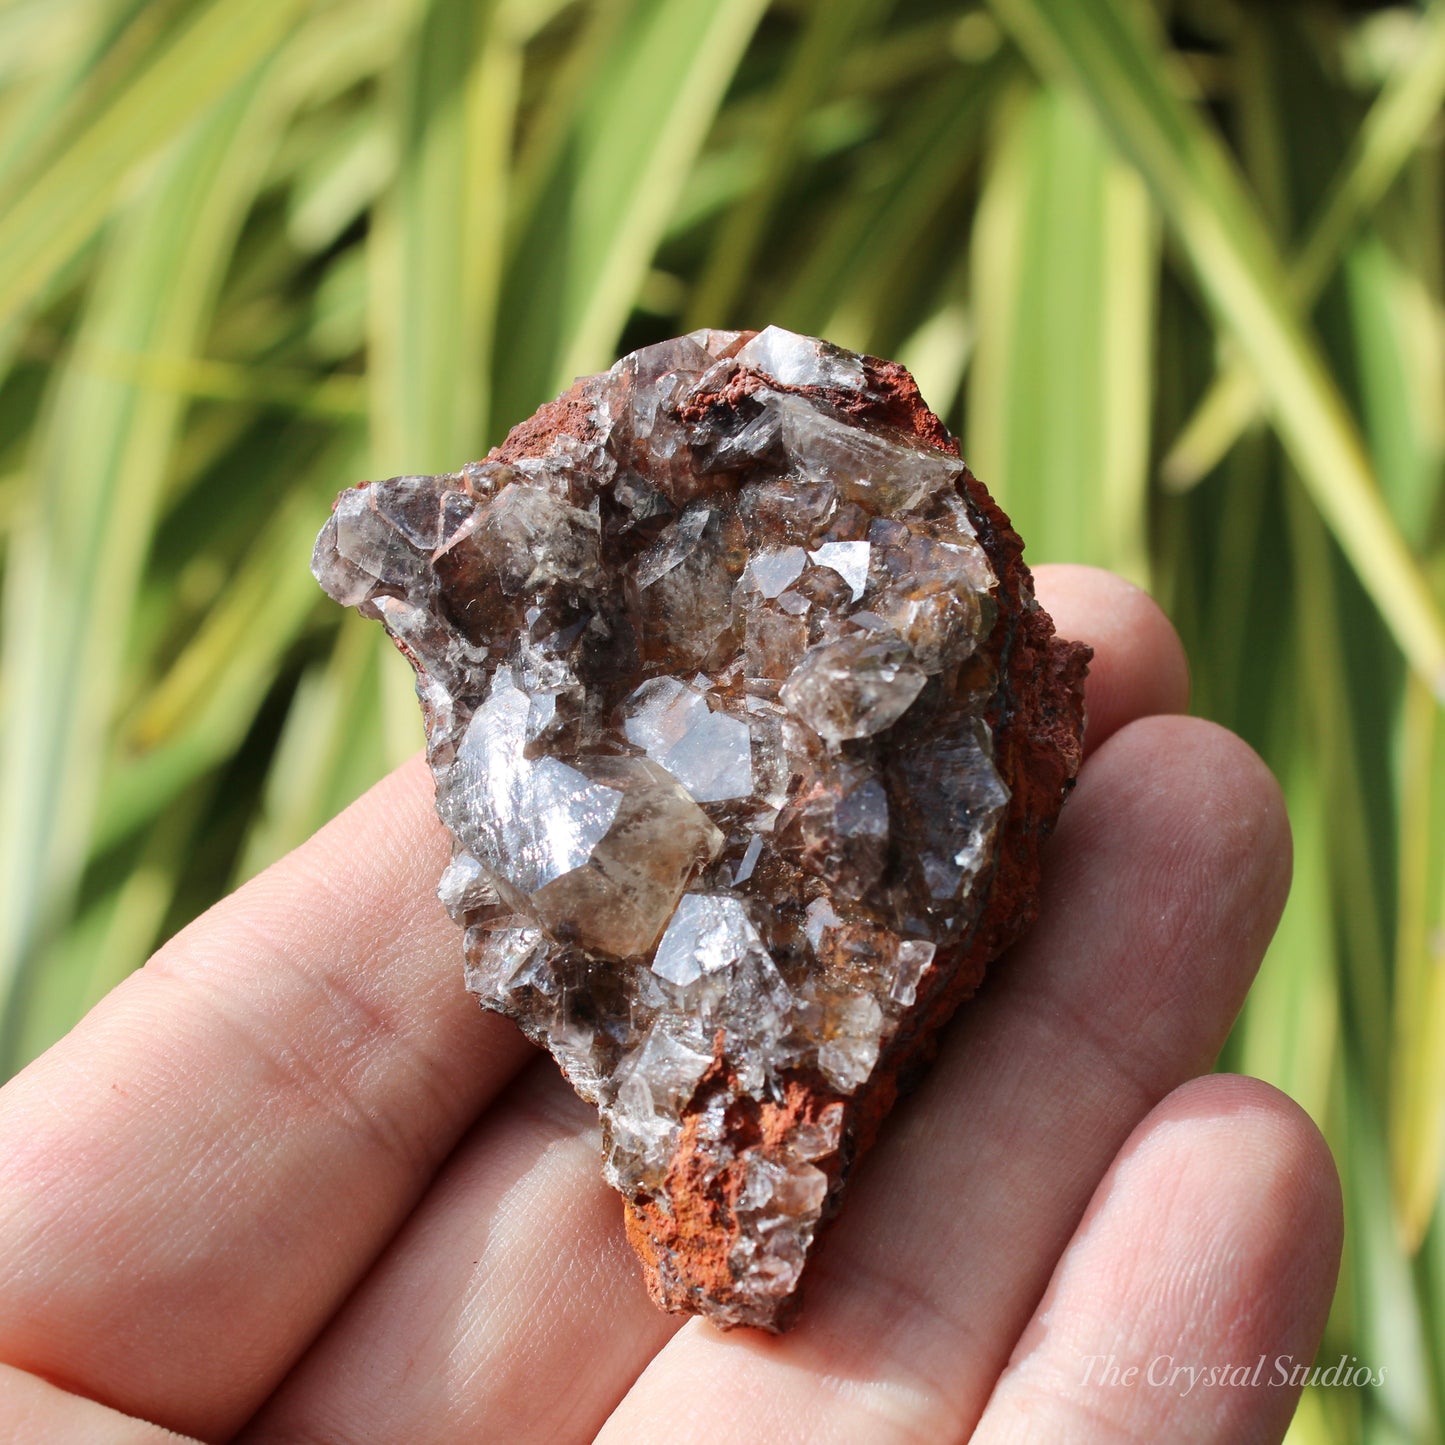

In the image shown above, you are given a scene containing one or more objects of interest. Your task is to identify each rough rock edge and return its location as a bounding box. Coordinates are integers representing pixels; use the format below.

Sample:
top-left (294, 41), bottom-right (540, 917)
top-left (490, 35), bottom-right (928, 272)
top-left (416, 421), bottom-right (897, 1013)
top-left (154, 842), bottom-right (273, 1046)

top-left (470, 342), bottom-right (1090, 1331)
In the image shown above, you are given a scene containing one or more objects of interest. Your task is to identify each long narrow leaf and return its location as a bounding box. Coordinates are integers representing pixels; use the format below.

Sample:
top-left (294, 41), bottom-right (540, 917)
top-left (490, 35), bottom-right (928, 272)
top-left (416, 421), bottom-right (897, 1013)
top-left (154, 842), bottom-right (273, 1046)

top-left (368, 0), bottom-right (512, 475)
top-left (685, 0), bottom-right (887, 330)
top-left (967, 80), bottom-right (1155, 581)
top-left (0, 72), bottom-right (287, 1064)
top-left (0, 0), bottom-right (311, 333)
top-left (1392, 676), bottom-right (1445, 1251)
top-left (1164, 0), bottom-right (1445, 489)
top-left (494, 0), bottom-right (769, 427)
top-left (987, 0), bottom-right (1445, 695)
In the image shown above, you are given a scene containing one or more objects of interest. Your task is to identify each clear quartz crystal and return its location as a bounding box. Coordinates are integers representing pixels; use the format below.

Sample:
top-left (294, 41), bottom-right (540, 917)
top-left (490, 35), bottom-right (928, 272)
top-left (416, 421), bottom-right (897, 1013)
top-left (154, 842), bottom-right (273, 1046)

top-left (312, 325), bottom-right (1015, 1331)
top-left (623, 678), bottom-right (752, 803)
top-left (735, 325), bottom-right (866, 391)
top-left (808, 540), bottom-right (870, 600)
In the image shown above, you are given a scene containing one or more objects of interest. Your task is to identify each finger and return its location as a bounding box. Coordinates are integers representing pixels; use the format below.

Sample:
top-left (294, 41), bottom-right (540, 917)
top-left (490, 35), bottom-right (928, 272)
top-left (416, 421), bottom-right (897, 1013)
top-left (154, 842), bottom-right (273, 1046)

top-left (0, 561), bottom-right (1178, 1437)
top-left (240, 1058), bottom-right (681, 1445)
top-left (223, 571), bottom-right (1186, 1442)
top-left (1031, 563), bottom-right (1190, 752)
top-left (0, 1363), bottom-right (201, 1444)
top-left (974, 1075), bottom-right (1342, 1445)
top-left (0, 756), bottom-right (533, 1441)
top-left (597, 716), bottom-right (1291, 1444)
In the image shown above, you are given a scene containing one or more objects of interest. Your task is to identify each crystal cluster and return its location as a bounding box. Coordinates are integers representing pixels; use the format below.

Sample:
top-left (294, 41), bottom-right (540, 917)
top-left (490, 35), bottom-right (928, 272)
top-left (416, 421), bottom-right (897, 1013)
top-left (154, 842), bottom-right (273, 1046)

top-left (312, 327), bottom-right (1089, 1330)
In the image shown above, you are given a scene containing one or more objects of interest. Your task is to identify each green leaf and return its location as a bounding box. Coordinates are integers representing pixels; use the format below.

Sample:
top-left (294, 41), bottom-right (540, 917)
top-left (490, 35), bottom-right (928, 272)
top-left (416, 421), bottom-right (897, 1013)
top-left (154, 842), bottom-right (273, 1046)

top-left (987, 0), bottom-right (1445, 695)
top-left (779, 60), bottom-right (1009, 341)
top-left (1237, 736), bottom-right (1338, 1130)
top-left (233, 615), bottom-right (400, 882)
top-left (685, 0), bottom-right (888, 330)
top-left (1392, 676), bottom-right (1445, 1252)
top-left (494, 0), bottom-right (769, 428)
top-left (966, 80), bottom-right (1156, 583)
top-left (0, 0), bottom-right (311, 334)
top-left (97, 434), bottom-right (364, 852)
top-left (368, 0), bottom-right (514, 474)
top-left (1163, 0), bottom-right (1445, 490)
top-left (0, 70), bottom-right (287, 1065)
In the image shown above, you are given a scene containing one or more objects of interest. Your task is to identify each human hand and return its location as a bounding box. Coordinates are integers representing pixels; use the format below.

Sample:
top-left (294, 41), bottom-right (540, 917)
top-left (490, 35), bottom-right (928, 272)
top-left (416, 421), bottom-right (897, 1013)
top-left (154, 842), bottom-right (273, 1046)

top-left (0, 565), bottom-right (1341, 1444)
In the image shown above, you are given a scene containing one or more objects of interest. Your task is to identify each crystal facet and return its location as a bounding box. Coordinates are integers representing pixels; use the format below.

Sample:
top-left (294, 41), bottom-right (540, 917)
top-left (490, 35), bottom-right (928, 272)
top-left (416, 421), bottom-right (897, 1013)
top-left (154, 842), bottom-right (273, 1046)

top-left (312, 326), bottom-right (1090, 1331)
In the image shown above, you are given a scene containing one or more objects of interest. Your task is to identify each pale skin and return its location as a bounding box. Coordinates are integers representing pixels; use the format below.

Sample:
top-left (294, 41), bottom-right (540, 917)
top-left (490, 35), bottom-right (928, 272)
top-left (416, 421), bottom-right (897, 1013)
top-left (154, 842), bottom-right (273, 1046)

top-left (0, 565), bottom-right (1342, 1444)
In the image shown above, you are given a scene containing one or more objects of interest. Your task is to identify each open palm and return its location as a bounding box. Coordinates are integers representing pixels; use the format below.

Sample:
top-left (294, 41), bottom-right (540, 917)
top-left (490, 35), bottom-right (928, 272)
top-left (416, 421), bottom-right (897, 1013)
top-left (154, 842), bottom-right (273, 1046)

top-left (0, 566), bottom-right (1340, 1445)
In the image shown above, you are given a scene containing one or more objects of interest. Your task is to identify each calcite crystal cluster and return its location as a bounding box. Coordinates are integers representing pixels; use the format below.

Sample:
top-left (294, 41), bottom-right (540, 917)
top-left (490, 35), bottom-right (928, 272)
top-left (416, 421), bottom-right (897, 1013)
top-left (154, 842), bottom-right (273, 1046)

top-left (312, 327), bottom-right (1089, 1330)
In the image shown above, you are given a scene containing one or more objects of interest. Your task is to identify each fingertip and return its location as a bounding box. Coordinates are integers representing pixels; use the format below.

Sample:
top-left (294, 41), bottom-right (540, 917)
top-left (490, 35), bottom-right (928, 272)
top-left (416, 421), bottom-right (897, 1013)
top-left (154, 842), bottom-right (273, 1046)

top-left (1067, 715), bottom-right (1294, 981)
top-left (976, 1073), bottom-right (1343, 1445)
top-left (1032, 564), bottom-right (1190, 751)
top-left (1142, 1073), bottom-right (1343, 1254)
top-left (1112, 1073), bottom-right (1344, 1347)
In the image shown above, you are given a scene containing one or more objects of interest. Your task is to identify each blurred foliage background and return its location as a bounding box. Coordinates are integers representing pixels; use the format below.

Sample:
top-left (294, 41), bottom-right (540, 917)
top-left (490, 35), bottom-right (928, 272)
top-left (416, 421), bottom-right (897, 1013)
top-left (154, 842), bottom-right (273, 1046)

top-left (0, 0), bottom-right (1442, 1438)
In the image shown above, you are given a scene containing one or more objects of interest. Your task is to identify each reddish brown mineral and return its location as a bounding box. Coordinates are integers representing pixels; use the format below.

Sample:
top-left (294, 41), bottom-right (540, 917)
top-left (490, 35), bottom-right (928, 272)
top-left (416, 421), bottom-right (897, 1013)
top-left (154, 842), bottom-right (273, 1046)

top-left (313, 327), bottom-right (1089, 1331)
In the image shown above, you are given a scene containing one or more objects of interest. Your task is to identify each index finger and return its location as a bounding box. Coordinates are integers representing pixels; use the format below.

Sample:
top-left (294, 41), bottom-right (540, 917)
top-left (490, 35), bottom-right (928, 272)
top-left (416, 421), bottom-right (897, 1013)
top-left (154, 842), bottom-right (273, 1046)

top-left (0, 758), bottom-right (532, 1439)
